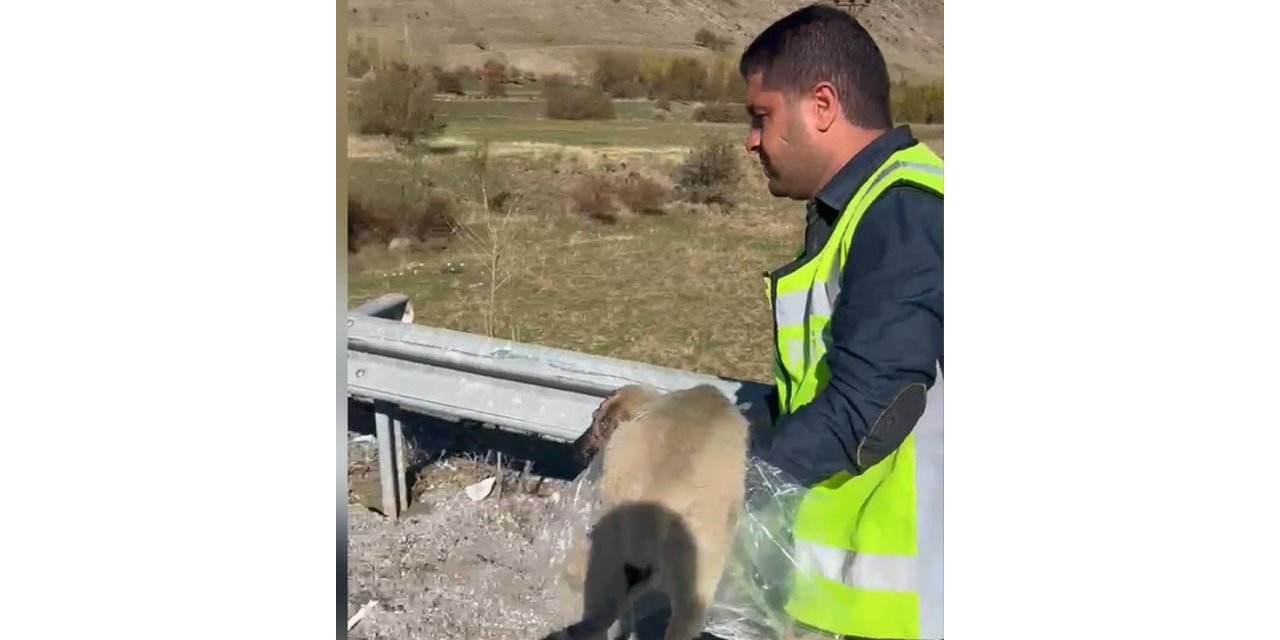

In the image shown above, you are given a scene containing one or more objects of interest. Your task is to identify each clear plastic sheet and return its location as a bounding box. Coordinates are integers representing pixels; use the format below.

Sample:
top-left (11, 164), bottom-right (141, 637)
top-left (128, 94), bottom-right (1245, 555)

top-left (530, 444), bottom-right (823, 640)
top-left (701, 456), bottom-right (810, 640)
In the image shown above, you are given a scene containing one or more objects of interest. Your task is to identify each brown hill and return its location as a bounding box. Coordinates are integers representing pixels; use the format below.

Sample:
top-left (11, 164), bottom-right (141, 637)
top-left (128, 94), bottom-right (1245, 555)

top-left (346, 0), bottom-right (942, 83)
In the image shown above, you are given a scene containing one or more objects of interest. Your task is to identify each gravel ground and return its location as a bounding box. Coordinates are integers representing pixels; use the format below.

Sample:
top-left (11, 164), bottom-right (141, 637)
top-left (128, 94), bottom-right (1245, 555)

top-left (343, 409), bottom-right (787, 640)
top-left (345, 414), bottom-right (590, 640)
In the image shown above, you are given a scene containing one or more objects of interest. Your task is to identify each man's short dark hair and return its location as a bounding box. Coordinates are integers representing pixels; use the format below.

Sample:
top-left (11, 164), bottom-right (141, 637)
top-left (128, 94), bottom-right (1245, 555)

top-left (739, 4), bottom-right (893, 129)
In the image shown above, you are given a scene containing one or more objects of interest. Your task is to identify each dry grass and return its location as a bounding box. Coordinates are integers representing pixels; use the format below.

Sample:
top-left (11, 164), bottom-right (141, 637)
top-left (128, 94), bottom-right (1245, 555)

top-left (345, 116), bottom-right (944, 381)
top-left (693, 102), bottom-right (748, 123)
top-left (348, 144), bottom-right (797, 382)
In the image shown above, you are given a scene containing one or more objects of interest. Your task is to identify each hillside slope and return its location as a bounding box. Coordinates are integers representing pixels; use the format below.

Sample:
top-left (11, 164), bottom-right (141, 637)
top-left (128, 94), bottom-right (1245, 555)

top-left (347, 0), bottom-right (942, 82)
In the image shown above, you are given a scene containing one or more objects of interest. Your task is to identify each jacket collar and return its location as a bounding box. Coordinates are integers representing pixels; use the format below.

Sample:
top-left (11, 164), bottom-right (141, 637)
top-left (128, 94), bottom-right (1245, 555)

top-left (810, 125), bottom-right (919, 224)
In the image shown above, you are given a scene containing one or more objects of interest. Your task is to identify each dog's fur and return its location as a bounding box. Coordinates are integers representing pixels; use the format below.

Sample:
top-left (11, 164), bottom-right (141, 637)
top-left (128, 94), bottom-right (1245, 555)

top-left (545, 383), bottom-right (750, 640)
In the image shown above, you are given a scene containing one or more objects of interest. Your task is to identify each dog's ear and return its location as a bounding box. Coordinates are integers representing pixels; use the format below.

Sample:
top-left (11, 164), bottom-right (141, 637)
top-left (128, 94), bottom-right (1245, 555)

top-left (574, 385), bottom-right (649, 464)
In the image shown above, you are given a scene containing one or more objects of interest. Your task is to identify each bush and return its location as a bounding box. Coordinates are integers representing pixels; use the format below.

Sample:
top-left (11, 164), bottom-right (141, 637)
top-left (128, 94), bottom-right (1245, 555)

top-left (348, 195), bottom-right (389, 252)
top-left (357, 62), bottom-right (445, 144)
top-left (891, 82), bottom-right (943, 124)
top-left (616, 173), bottom-right (671, 215)
top-left (674, 134), bottom-right (742, 208)
top-left (694, 27), bottom-right (733, 52)
top-left (635, 53), bottom-right (744, 103)
top-left (569, 173), bottom-right (620, 223)
top-left (348, 186), bottom-right (457, 252)
top-left (348, 46), bottom-right (372, 78)
top-left (433, 67), bottom-right (465, 95)
top-left (592, 50), bottom-right (647, 99)
top-left (481, 60), bottom-right (508, 97)
top-left (706, 56), bottom-right (747, 103)
top-left (539, 73), bottom-right (572, 95)
top-left (544, 83), bottom-right (616, 120)
top-left (659, 56), bottom-right (710, 102)
top-left (693, 102), bottom-right (747, 123)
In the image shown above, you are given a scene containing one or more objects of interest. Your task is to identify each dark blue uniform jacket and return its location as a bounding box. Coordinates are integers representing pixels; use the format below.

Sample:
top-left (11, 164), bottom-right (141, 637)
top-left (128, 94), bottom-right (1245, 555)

top-left (758, 125), bottom-right (944, 487)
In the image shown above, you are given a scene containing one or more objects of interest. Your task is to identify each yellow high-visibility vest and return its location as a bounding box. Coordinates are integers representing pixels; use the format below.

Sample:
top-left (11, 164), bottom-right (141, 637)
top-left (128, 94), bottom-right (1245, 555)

top-left (766, 141), bottom-right (944, 639)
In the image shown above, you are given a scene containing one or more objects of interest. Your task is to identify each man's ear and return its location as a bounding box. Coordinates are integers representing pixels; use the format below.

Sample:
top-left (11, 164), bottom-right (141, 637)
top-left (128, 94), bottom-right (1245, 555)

top-left (811, 81), bottom-right (840, 132)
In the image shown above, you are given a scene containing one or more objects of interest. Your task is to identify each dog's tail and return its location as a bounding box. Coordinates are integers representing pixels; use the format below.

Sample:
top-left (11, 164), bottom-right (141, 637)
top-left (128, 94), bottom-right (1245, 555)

top-left (538, 564), bottom-right (657, 640)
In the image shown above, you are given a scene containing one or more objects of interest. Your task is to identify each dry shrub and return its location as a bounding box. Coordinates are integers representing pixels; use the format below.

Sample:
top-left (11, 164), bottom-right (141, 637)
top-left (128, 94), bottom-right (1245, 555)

top-left (348, 45), bottom-right (372, 78)
top-left (544, 82), bottom-right (616, 121)
top-left (482, 60), bottom-right (508, 97)
top-left (569, 173), bottom-right (620, 223)
top-left (540, 73), bottom-right (572, 95)
top-left (616, 173), bottom-right (671, 215)
top-left (566, 170), bottom-right (671, 222)
top-left (433, 67), bottom-right (465, 95)
top-left (348, 196), bottom-right (391, 252)
top-left (891, 82), bottom-right (944, 124)
top-left (592, 50), bottom-right (646, 99)
top-left (706, 55), bottom-right (747, 103)
top-left (658, 56), bottom-right (710, 102)
top-left (693, 103), bottom-right (747, 123)
top-left (637, 53), bottom-right (743, 103)
top-left (694, 27), bottom-right (733, 52)
top-left (348, 186), bottom-right (457, 253)
top-left (654, 94), bottom-right (672, 111)
top-left (404, 193), bottom-right (456, 240)
top-left (674, 134), bottom-right (742, 209)
top-left (357, 62), bottom-right (445, 143)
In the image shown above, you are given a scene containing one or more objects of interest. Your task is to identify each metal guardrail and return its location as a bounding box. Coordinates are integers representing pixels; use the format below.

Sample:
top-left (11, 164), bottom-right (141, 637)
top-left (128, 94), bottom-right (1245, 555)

top-left (346, 293), bottom-right (772, 518)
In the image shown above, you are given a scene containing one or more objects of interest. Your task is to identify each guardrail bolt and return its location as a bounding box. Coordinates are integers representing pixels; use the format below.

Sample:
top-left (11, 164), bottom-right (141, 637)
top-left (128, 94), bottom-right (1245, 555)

top-left (355, 369), bottom-right (366, 378)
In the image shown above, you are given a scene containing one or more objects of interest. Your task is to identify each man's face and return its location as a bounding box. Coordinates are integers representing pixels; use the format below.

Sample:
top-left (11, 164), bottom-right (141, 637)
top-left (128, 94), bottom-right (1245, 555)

top-left (744, 71), bottom-right (820, 200)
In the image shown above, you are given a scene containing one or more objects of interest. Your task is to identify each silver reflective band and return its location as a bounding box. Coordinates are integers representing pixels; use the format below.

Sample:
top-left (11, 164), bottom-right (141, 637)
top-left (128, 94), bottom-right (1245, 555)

top-left (774, 282), bottom-right (836, 328)
top-left (866, 160), bottom-right (944, 194)
top-left (775, 160), bottom-right (940, 328)
top-left (793, 539), bottom-right (918, 592)
top-left (824, 256), bottom-right (843, 311)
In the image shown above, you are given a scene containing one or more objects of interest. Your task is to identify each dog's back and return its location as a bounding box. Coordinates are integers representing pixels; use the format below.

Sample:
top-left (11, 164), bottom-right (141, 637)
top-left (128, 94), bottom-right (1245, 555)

top-left (605, 385), bottom-right (749, 639)
top-left (599, 384), bottom-right (749, 509)
top-left (547, 384), bottom-right (751, 640)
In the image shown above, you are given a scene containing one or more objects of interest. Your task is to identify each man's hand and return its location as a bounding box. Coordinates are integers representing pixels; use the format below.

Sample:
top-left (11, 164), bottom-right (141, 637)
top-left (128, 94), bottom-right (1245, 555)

top-left (737, 393), bottom-right (784, 464)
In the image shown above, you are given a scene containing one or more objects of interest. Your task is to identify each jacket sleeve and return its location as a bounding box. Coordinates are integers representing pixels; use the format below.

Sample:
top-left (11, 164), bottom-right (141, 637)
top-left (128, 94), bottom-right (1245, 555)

top-left (760, 185), bottom-right (943, 487)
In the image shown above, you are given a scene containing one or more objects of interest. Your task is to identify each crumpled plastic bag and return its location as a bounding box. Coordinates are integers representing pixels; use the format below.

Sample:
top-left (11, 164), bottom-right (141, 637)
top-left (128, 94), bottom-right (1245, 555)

top-left (529, 446), bottom-right (820, 640)
top-left (701, 456), bottom-right (810, 640)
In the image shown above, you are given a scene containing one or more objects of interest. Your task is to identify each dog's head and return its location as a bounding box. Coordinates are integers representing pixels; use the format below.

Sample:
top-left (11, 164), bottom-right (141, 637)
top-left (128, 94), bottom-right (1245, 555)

top-left (574, 384), bottom-right (659, 464)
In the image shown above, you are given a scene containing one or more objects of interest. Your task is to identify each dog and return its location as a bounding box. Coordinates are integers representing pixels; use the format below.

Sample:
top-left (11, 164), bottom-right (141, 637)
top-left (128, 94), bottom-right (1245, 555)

top-left (543, 383), bottom-right (750, 640)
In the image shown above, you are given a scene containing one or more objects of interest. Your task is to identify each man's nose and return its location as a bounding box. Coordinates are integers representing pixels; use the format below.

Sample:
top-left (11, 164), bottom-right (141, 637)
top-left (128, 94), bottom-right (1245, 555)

top-left (745, 128), bottom-right (760, 153)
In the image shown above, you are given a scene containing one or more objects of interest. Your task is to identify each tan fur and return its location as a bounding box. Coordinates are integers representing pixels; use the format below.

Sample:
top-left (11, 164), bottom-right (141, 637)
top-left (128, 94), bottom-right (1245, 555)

top-left (547, 383), bottom-right (749, 640)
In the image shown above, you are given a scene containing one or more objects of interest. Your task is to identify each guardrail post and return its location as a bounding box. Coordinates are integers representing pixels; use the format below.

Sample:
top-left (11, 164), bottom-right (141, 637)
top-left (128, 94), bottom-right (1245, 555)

top-left (373, 400), bottom-right (402, 518)
top-left (394, 415), bottom-right (409, 514)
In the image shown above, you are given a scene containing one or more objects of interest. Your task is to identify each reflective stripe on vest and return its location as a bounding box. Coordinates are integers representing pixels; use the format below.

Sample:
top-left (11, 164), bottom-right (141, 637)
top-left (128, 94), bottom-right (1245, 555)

top-left (771, 158), bottom-right (943, 379)
top-left (784, 367), bottom-right (943, 640)
top-left (793, 539), bottom-right (919, 592)
top-left (765, 140), bottom-right (944, 639)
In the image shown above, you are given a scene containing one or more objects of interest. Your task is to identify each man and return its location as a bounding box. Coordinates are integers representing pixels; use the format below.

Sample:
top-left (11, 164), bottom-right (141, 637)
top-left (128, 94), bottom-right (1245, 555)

top-left (735, 5), bottom-right (944, 640)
